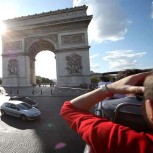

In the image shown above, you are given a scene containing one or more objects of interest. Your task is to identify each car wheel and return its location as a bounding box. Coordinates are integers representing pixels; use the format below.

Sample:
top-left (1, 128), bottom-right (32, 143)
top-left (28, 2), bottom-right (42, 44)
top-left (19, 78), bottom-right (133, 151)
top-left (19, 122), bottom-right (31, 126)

top-left (21, 115), bottom-right (27, 121)
top-left (1, 110), bottom-right (6, 115)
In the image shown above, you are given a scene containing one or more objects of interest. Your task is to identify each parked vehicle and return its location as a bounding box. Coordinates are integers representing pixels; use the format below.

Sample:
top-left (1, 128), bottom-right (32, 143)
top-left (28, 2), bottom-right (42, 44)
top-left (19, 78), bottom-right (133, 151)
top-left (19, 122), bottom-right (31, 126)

top-left (0, 101), bottom-right (41, 120)
top-left (9, 96), bottom-right (38, 108)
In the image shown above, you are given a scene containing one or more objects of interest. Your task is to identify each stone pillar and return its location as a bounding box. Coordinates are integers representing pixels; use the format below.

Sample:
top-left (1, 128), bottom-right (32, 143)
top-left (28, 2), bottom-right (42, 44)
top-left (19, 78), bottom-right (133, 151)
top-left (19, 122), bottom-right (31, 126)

top-left (55, 47), bottom-right (91, 87)
top-left (2, 40), bottom-right (31, 87)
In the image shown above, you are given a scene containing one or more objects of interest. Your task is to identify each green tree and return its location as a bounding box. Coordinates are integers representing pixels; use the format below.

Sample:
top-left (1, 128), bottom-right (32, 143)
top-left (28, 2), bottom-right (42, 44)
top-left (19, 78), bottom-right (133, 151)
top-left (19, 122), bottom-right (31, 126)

top-left (90, 76), bottom-right (101, 84)
top-left (36, 76), bottom-right (54, 85)
top-left (36, 76), bottom-right (42, 84)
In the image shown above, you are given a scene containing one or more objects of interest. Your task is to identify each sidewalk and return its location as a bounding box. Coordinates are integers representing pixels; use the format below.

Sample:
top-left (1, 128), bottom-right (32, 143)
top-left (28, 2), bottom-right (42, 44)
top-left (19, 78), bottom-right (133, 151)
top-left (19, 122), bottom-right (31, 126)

top-left (1, 85), bottom-right (90, 96)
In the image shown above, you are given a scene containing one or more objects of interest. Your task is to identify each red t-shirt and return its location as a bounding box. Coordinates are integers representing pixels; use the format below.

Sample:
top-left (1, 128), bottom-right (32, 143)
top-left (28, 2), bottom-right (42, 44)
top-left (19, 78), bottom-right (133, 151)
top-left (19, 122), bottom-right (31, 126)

top-left (60, 101), bottom-right (153, 153)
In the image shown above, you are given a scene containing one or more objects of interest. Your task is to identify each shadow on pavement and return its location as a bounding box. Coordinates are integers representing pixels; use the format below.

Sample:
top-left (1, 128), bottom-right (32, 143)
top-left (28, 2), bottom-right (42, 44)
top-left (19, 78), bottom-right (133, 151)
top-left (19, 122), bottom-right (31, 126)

top-left (0, 96), bottom-right (85, 153)
top-left (1, 115), bottom-right (40, 130)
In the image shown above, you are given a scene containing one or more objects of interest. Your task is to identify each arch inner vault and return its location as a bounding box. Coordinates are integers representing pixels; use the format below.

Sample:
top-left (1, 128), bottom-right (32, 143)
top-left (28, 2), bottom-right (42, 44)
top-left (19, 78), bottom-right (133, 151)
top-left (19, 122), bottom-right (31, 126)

top-left (2, 6), bottom-right (92, 87)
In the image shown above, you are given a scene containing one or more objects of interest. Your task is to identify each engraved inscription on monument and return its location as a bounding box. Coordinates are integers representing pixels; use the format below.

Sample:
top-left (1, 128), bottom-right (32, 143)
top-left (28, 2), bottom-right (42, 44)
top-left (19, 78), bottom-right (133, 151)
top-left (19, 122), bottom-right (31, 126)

top-left (4, 41), bottom-right (22, 51)
top-left (61, 33), bottom-right (85, 46)
top-left (65, 53), bottom-right (82, 74)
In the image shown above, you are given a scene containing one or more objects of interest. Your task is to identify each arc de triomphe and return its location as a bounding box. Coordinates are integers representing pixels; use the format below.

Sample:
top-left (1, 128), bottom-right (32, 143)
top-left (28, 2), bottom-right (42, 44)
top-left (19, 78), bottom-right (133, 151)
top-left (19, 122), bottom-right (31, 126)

top-left (1, 5), bottom-right (92, 87)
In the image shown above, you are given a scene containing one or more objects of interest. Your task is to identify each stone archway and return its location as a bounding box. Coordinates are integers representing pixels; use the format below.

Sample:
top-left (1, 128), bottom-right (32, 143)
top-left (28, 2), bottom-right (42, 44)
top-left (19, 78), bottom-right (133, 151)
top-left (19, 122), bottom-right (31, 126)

top-left (28, 39), bottom-right (56, 85)
top-left (1, 5), bottom-right (92, 87)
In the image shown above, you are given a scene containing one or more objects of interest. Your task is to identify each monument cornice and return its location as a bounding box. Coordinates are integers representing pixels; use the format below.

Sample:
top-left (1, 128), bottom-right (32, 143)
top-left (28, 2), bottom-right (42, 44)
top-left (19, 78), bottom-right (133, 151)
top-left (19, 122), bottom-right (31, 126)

top-left (4, 5), bottom-right (88, 21)
top-left (3, 18), bottom-right (92, 38)
top-left (3, 5), bottom-right (92, 30)
top-left (2, 52), bottom-right (29, 57)
top-left (55, 46), bottom-right (91, 52)
top-left (5, 16), bottom-right (92, 31)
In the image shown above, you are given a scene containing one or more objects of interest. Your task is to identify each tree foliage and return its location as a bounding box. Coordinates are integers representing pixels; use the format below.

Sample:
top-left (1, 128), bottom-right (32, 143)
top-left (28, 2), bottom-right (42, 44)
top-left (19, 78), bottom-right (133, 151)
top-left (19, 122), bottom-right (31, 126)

top-left (36, 76), bottom-right (54, 84)
top-left (90, 76), bottom-right (101, 84)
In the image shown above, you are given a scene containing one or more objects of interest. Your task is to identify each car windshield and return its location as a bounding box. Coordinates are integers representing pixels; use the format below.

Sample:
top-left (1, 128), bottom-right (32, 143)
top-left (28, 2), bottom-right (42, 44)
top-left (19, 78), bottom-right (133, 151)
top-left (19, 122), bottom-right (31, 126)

top-left (17, 103), bottom-right (32, 110)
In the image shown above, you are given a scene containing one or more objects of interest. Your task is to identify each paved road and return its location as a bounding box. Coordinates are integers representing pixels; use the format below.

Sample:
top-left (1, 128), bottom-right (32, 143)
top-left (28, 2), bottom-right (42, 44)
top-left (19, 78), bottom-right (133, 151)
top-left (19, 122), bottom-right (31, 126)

top-left (0, 95), bottom-right (85, 153)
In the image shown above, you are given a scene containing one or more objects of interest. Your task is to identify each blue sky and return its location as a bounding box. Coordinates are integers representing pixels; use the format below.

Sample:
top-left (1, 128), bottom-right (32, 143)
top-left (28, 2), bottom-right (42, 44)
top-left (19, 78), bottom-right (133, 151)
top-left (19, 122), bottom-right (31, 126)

top-left (0, 0), bottom-right (153, 79)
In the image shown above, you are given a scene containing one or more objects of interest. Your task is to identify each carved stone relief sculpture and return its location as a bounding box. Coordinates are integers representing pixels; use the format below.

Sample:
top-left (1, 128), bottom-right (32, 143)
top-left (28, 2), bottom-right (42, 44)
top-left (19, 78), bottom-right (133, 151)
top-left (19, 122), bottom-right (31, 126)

top-left (8, 59), bottom-right (18, 76)
top-left (66, 53), bottom-right (82, 74)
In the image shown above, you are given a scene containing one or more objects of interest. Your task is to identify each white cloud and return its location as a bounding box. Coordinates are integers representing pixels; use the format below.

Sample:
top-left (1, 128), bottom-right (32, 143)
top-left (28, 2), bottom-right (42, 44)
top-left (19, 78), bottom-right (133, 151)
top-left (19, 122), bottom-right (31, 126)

top-left (103, 50), bottom-right (146, 70)
top-left (73, 0), bottom-right (130, 43)
top-left (90, 53), bottom-right (99, 60)
top-left (90, 62), bottom-right (100, 70)
top-left (90, 53), bottom-right (100, 70)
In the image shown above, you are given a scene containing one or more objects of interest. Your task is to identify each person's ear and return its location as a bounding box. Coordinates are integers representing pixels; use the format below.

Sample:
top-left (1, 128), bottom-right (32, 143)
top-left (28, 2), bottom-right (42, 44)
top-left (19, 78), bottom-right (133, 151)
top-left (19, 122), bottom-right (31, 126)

top-left (147, 100), bottom-right (153, 124)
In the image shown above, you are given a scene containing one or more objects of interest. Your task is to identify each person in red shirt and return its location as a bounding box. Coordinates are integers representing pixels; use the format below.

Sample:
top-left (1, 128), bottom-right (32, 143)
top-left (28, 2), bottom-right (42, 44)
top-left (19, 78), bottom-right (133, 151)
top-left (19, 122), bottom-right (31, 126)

top-left (60, 72), bottom-right (153, 153)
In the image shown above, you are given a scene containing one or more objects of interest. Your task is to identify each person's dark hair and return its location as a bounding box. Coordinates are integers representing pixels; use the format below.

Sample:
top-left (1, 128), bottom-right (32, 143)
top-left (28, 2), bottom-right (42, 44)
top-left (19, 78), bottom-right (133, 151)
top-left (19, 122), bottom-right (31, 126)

top-left (144, 74), bottom-right (153, 100)
top-left (115, 69), bottom-right (142, 81)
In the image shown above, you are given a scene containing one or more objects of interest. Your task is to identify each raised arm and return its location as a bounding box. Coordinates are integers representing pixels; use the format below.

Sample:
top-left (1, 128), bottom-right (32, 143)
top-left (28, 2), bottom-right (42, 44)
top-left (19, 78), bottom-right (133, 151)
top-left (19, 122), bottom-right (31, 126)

top-left (70, 72), bottom-right (151, 111)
